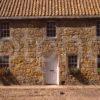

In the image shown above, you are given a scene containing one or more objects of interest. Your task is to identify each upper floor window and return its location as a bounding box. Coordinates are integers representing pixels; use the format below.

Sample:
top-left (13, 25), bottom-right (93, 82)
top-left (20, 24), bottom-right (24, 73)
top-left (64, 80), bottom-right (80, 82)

top-left (46, 22), bottom-right (56, 37)
top-left (0, 55), bottom-right (9, 67)
top-left (97, 23), bottom-right (100, 36)
top-left (68, 55), bottom-right (78, 68)
top-left (0, 22), bottom-right (10, 38)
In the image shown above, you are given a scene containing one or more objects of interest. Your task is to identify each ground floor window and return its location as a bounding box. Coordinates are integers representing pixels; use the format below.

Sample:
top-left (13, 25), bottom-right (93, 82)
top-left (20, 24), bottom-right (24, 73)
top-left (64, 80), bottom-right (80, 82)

top-left (0, 55), bottom-right (9, 67)
top-left (97, 55), bottom-right (100, 74)
top-left (68, 55), bottom-right (77, 68)
top-left (68, 55), bottom-right (80, 74)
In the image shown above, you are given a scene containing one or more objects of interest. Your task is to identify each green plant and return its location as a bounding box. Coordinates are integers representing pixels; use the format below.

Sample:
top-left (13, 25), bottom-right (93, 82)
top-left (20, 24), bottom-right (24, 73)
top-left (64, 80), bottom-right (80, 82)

top-left (97, 68), bottom-right (100, 74)
top-left (4, 68), bottom-right (10, 76)
top-left (69, 68), bottom-right (80, 74)
top-left (0, 67), bottom-right (10, 76)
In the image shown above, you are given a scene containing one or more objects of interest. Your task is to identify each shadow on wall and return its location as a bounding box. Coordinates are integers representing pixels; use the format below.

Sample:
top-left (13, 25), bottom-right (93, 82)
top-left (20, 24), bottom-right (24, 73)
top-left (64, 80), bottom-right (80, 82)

top-left (69, 68), bottom-right (96, 85)
top-left (0, 68), bottom-right (20, 86)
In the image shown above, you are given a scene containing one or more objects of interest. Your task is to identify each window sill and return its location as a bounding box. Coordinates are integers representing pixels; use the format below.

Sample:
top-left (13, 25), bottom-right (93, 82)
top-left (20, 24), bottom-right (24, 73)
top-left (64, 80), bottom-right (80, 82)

top-left (46, 36), bottom-right (57, 40)
top-left (0, 37), bottom-right (11, 41)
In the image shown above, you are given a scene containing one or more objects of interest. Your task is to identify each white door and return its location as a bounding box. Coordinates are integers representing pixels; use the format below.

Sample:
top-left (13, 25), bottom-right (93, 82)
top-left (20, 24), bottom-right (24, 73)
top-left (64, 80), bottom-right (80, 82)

top-left (44, 54), bottom-right (59, 85)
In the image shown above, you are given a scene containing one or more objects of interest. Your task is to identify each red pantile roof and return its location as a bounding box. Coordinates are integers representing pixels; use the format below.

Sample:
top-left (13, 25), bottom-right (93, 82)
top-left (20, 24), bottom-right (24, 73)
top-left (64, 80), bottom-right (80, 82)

top-left (0, 0), bottom-right (100, 19)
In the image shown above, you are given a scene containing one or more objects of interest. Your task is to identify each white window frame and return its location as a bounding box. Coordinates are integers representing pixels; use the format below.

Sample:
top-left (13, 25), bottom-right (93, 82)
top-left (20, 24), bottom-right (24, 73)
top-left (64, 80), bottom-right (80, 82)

top-left (68, 55), bottom-right (79, 69)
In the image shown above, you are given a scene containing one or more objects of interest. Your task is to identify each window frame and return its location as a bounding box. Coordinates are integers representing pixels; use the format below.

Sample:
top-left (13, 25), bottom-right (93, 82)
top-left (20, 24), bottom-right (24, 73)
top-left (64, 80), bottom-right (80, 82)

top-left (96, 22), bottom-right (100, 37)
top-left (0, 22), bottom-right (10, 39)
top-left (68, 55), bottom-right (78, 69)
top-left (0, 55), bottom-right (9, 67)
top-left (46, 22), bottom-right (56, 38)
top-left (97, 55), bottom-right (100, 74)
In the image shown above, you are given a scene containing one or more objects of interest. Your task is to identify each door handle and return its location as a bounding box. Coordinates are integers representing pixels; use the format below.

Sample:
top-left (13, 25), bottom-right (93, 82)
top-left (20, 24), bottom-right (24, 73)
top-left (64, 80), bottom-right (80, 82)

top-left (50, 70), bottom-right (54, 71)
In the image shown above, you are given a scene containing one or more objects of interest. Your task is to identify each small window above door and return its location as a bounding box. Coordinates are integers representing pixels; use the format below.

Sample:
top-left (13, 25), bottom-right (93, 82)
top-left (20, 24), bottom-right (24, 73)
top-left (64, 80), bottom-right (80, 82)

top-left (46, 22), bottom-right (56, 37)
top-left (97, 23), bottom-right (100, 37)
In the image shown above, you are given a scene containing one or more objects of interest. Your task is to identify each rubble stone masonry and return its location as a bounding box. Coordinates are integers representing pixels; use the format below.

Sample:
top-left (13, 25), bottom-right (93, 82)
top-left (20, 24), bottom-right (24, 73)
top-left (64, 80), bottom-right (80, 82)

top-left (0, 19), bottom-right (100, 85)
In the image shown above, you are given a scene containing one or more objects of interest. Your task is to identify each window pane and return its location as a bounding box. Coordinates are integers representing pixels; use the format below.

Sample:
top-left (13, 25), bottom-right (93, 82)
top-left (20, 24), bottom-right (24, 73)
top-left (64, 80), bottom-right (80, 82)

top-left (0, 56), bottom-right (9, 67)
top-left (97, 23), bottom-right (100, 36)
top-left (98, 55), bottom-right (100, 68)
top-left (3, 56), bottom-right (9, 63)
top-left (47, 22), bottom-right (56, 37)
top-left (47, 30), bottom-right (56, 37)
top-left (0, 57), bottom-right (2, 63)
top-left (0, 23), bottom-right (10, 38)
top-left (68, 55), bottom-right (77, 68)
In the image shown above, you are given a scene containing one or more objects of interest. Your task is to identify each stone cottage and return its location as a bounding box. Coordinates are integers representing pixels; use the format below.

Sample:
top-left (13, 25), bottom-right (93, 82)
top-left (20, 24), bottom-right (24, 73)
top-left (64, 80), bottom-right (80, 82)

top-left (0, 0), bottom-right (100, 85)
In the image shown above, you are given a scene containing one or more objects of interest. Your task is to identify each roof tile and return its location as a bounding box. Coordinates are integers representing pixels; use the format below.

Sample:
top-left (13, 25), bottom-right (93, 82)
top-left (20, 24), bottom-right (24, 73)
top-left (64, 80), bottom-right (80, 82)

top-left (0, 0), bottom-right (100, 18)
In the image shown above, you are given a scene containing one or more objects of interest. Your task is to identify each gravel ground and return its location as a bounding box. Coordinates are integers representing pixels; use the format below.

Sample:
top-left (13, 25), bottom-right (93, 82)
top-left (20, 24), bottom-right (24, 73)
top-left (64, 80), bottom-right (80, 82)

top-left (0, 86), bottom-right (100, 100)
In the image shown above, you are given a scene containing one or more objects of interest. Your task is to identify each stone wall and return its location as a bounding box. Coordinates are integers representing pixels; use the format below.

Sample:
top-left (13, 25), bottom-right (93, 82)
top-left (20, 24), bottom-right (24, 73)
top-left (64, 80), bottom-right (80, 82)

top-left (0, 19), bottom-right (100, 85)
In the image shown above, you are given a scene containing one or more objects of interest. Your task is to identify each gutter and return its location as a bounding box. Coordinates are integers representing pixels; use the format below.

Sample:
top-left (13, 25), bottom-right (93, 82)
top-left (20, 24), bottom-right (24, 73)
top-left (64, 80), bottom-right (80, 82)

top-left (0, 15), bottom-right (100, 20)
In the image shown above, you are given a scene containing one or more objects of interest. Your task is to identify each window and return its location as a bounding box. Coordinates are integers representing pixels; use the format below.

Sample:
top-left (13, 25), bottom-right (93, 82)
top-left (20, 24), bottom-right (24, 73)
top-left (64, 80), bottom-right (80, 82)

top-left (47, 22), bottom-right (56, 37)
top-left (0, 56), bottom-right (9, 67)
top-left (68, 55), bottom-right (77, 68)
top-left (97, 23), bottom-right (100, 36)
top-left (97, 55), bottom-right (100, 74)
top-left (0, 22), bottom-right (10, 38)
